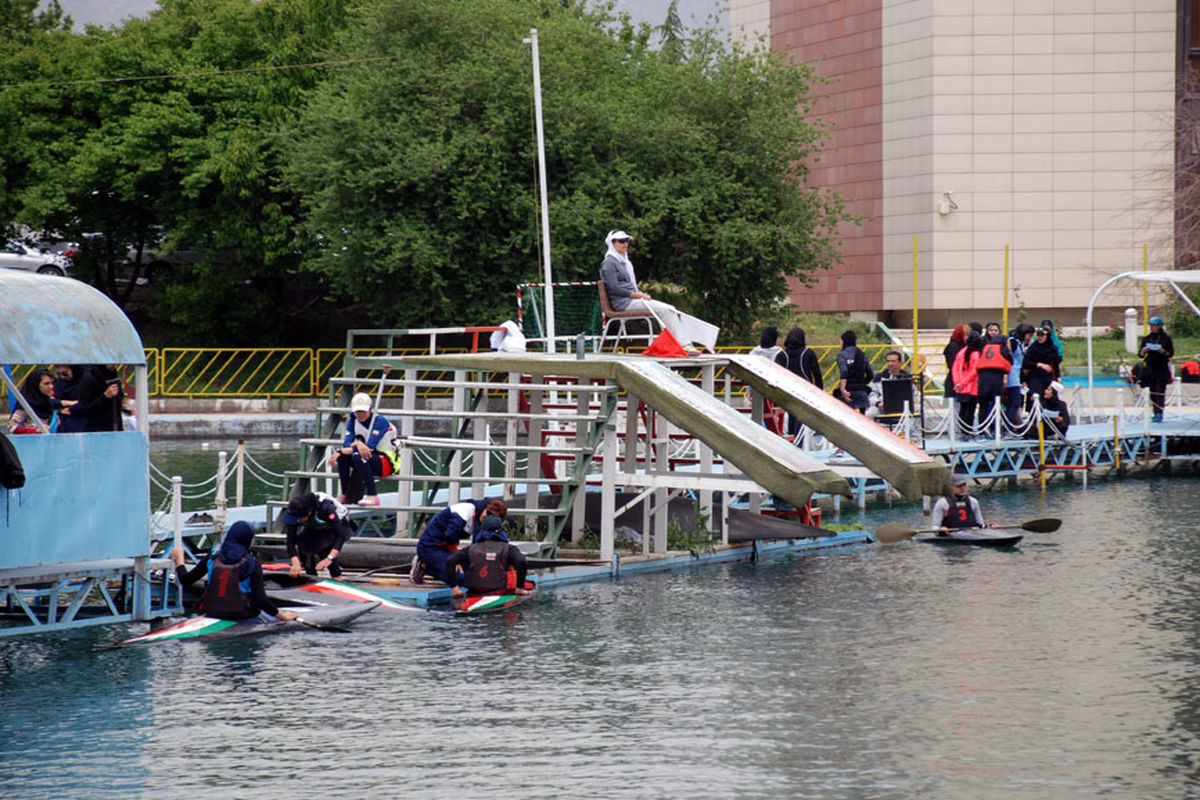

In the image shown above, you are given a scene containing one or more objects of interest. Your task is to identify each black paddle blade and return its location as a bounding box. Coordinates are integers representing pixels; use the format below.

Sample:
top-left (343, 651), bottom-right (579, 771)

top-left (1020, 517), bottom-right (1062, 533)
top-left (874, 522), bottom-right (920, 543)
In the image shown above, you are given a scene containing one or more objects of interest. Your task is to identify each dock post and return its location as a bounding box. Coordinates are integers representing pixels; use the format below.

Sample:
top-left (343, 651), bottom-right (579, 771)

top-left (653, 414), bottom-right (669, 554)
top-left (450, 368), bottom-right (466, 503)
top-left (505, 377), bottom-right (519, 500)
top-left (526, 381), bottom-right (545, 539)
top-left (600, 424), bottom-right (617, 563)
top-left (571, 382), bottom-right (589, 544)
top-left (700, 364), bottom-right (716, 539)
top-left (472, 372), bottom-right (489, 497)
top-left (215, 451), bottom-right (228, 532)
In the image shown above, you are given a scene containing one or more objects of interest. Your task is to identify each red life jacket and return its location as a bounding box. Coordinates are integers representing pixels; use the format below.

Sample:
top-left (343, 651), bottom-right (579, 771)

top-left (943, 497), bottom-right (982, 530)
top-left (202, 557), bottom-right (257, 619)
top-left (463, 540), bottom-right (516, 593)
top-left (977, 343), bottom-right (1012, 372)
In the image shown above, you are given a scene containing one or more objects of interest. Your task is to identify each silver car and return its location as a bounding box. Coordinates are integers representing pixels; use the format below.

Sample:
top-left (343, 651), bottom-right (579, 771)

top-left (0, 240), bottom-right (71, 276)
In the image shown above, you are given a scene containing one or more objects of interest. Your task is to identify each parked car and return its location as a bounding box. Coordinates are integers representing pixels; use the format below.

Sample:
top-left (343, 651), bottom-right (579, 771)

top-left (0, 240), bottom-right (71, 276)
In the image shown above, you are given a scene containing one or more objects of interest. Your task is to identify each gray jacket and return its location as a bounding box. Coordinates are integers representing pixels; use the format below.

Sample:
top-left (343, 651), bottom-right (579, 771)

top-left (600, 254), bottom-right (638, 311)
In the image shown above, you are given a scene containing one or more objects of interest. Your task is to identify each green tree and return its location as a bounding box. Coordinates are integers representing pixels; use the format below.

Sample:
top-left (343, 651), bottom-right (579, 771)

top-left (286, 0), bottom-right (849, 337)
top-left (0, 0), bottom-right (346, 342)
top-left (0, 0), bottom-right (70, 40)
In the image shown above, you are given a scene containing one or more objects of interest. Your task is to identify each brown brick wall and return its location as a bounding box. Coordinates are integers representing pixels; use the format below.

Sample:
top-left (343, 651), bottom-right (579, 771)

top-left (773, 0), bottom-right (883, 312)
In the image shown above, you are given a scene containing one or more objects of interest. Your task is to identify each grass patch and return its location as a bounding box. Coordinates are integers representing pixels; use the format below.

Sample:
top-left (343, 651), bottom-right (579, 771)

top-left (1060, 335), bottom-right (1200, 371)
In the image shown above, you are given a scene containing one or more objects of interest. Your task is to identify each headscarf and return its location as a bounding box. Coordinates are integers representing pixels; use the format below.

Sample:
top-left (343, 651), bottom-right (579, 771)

top-left (217, 521), bottom-right (257, 577)
top-left (783, 327), bottom-right (807, 350)
top-left (18, 369), bottom-right (55, 426)
top-left (758, 326), bottom-right (779, 349)
top-left (949, 325), bottom-right (968, 346)
top-left (841, 330), bottom-right (857, 348)
top-left (604, 230), bottom-right (636, 285)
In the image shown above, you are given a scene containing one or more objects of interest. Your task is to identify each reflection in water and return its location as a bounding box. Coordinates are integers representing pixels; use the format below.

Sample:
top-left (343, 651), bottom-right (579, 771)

top-left (2, 475), bottom-right (1199, 798)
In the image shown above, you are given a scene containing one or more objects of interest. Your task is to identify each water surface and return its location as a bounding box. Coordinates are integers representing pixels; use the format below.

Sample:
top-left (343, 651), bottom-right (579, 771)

top-left (3, 475), bottom-right (1199, 798)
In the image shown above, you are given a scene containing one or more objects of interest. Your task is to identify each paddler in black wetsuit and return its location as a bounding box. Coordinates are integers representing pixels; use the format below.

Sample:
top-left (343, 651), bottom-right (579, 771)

top-left (446, 515), bottom-right (530, 598)
top-left (931, 474), bottom-right (998, 534)
top-left (170, 521), bottom-right (298, 621)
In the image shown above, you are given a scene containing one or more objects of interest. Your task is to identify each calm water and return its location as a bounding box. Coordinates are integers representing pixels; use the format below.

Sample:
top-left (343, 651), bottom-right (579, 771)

top-left (3, 474), bottom-right (1200, 798)
top-left (148, 438), bottom-right (300, 511)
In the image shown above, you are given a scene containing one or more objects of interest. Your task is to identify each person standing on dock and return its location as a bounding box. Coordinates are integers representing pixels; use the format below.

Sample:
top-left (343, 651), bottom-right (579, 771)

top-left (775, 327), bottom-right (823, 436)
top-left (951, 331), bottom-right (984, 437)
top-left (411, 498), bottom-right (507, 585)
top-left (329, 392), bottom-right (397, 506)
top-left (975, 326), bottom-right (1012, 432)
top-left (447, 514), bottom-right (530, 598)
top-left (932, 474), bottom-right (998, 533)
top-left (1004, 324), bottom-right (1035, 426)
top-left (836, 330), bottom-right (872, 413)
top-left (1021, 326), bottom-right (1062, 411)
top-left (170, 521), bottom-right (298, 622)
top-left (1139, 316), bottom-right (1175, 423)
top-left (280, 491), bottom-right (354, 579)
top-left (750, 326), bottom-right (782, 361)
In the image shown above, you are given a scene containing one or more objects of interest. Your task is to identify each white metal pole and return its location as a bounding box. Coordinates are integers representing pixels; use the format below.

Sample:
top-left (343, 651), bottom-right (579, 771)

top-left (526, 28), bottom-right (556, 351)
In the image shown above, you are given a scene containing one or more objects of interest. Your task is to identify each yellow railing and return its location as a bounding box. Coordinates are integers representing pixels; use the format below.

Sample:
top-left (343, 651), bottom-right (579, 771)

top-left (3, 343), bottom-right (946, 399)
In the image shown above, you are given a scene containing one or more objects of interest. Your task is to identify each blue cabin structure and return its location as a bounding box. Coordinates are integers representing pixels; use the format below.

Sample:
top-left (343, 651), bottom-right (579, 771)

top-left (0, 271), bottom-right (179, 636)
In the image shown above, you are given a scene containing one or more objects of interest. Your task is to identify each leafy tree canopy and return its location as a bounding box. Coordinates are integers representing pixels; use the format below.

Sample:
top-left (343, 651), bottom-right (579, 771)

top-left (285, 0), bottom-right (849, 337)
top-left (2, 0), bottom-right (849, 343)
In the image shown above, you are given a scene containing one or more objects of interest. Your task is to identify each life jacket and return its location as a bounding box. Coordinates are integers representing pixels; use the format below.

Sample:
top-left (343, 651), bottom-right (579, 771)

top-left (463, 540), bottom-right (516, 594)
top-left (942, 497), bottom-right (982, 530)
top-left (1181, 361), bottom-right (1199, 383)
top-left (977, 342), bottom-right (1012, 372)
top-left (351, 413), bottom-right (399, 473)
top-left (844, 348), bottom-right (872, 392)
top-left (202, 557), bottom-right (257, 619)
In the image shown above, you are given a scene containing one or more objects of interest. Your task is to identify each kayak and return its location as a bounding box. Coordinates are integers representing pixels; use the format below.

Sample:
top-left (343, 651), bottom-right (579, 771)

top-left (263, 574), bottom-right (420, 614)
top-left (916, 530), bottom-right (1023, 547)
top-left (103, 602), bottom-right (379, 648)
top-left (449, 581), bottom-right (537, 615)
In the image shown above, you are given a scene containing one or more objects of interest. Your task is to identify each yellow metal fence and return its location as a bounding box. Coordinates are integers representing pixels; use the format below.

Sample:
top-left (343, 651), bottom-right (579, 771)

top-left (3, 344), bottom-right (943, 400)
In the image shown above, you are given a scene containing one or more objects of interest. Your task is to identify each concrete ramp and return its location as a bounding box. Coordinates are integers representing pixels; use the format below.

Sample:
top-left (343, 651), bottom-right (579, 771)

top-left (399, 352), bottom-right (850, 508)
top-left (726, 355), bottom-right (951, 500)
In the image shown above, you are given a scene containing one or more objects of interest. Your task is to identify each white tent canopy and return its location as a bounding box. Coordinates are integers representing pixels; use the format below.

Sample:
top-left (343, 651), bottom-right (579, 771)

top-left (1085, 270), bottom-right (1200, 406)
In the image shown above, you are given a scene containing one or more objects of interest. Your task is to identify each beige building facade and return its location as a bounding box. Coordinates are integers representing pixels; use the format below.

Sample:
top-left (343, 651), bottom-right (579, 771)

top-left (731, 0), bottom-right (1177, 328)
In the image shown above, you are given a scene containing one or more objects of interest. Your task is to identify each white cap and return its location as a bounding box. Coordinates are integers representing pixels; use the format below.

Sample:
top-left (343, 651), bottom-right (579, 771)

top-left (350, 392), bottom-right (372, 413)
top-left (1049, 380), bottom-right (1064, 394)
top-left (606, 229), bottom-right (632, 245)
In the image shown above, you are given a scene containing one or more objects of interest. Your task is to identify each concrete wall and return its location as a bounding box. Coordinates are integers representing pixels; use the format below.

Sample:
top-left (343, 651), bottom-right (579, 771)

top-left (731, 0), bottom-right (1177, 324)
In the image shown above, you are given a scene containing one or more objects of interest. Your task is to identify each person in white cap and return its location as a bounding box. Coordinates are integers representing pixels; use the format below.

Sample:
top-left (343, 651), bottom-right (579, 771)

top-left (327, 392), bottom-right (397, 506)
top-left (1139, 315), bottom-right (1174, 423)
top-left (599, 229), bottom-right (719, 352)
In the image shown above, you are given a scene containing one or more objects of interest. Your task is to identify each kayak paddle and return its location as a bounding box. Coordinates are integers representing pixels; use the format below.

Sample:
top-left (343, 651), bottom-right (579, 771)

top-left (874, 517), bottom-right (1062, 544)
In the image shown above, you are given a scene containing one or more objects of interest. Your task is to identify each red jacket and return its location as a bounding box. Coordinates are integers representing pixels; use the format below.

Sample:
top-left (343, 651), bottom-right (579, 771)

top-left (952, 348), bottom-right (980, 396)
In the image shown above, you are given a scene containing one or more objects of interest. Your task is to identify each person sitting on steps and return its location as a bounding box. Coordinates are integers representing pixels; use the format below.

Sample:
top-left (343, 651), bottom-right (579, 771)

top-left (329, 392), bottom-right (397, 506)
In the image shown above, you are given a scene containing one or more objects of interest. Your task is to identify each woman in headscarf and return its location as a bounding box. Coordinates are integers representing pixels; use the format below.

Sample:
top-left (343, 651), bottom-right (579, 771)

top-left (1021, 325), bottom-right (1063, 407)
top-left (170, 521), bottom-right (298, 621)
top-left (750, 326), bottom-right (781, 361)
top-left (598, 230), bottom-right (719, 352)
top-left (952, 331), bottom-right (984, 436)
top-left (1004, 324), bottom-right (1035, 425)
top-left (942, 324), bottom-right (969, 402)
top-left (7, 368), bottom-right (58, 434)
top-left (775, 327), bottom-right (824, 435)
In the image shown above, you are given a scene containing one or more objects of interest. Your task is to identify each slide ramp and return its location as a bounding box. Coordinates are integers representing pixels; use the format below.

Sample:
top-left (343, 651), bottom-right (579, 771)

top-left (725, 355), bottom-right (951, 500)
top-left (400, 353), bottom-right (850, 508)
